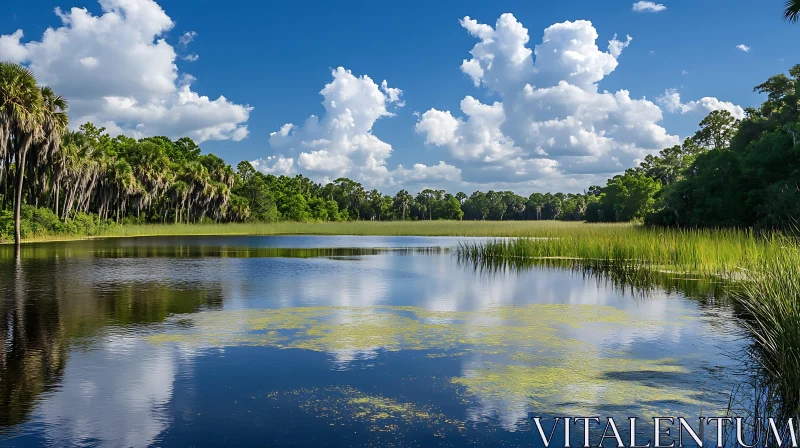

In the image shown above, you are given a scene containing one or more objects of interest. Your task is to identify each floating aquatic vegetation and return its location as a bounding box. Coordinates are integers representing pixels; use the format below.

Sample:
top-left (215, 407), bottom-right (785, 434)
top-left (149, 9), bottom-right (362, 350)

top-left (146, 304), bottom-right (722, 423)
top-left (452, 356), bottom-right (706, 417)
top-left (267, 386), bottom-right (466, 434)
top-left (146, 304), bottom-right (650, 353)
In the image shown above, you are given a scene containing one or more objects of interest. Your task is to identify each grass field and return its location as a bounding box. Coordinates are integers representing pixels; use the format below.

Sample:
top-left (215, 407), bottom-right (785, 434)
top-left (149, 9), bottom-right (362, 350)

top-left (14, 220), bottom-right (635, 242)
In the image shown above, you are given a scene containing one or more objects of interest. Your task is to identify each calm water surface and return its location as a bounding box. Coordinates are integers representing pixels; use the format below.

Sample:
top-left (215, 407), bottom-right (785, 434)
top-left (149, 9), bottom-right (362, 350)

top-left (0, 236), bottom-right (746, 447)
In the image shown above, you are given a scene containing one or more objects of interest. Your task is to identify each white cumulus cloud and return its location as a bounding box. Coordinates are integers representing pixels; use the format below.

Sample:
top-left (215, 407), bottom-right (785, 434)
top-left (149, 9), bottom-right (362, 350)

top-left (736, 44), bottom-right (750, 52)
top-left (0, 0), bottom-right (251, 143)
top-left (254, 67), bottom-right (461, 188)
top-left (251, 155), bottom-right (295, 176)
top-left (179, 31), bottom-right (197, 46)
top-left (632, 1), bottom-right (667, 12)
top-left (415, 14), bottom-right (679, 188)
top-left (657, 89), bottom-right (745, 120)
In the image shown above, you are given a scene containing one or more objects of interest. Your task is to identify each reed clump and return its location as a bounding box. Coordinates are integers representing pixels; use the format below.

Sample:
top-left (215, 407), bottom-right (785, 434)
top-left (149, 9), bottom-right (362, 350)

top-left (456, 226), bottom-right (786, 277)
top-left (731, 243), bottom-right (800, 418)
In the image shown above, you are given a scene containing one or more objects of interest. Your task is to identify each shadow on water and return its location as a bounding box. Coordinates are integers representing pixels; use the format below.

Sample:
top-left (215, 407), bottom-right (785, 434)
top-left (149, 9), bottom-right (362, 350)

top-left (0, 243), bottom-right (448, 260)
top-left (457, 252), bottom-right (729, 304)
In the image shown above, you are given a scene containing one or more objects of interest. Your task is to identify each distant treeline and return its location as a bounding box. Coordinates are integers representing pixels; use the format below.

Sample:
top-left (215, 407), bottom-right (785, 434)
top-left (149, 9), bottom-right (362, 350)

top-left (2, 64), bottom-right (800, 241)
top-left (593, 64), bottom-right (800, 228)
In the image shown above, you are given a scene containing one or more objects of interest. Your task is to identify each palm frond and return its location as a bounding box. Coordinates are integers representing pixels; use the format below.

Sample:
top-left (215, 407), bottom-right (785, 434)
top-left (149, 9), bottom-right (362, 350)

top-left (785, 0), bottom-right (800, 22)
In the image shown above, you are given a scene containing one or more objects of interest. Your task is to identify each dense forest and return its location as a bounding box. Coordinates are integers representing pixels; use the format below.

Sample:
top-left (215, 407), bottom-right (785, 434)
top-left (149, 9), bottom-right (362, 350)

top-left (1, 62), bottom-right (799, 243)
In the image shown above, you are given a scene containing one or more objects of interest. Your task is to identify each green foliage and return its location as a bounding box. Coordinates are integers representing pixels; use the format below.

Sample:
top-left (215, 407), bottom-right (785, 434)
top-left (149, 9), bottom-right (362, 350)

top-left (606, 172), bottom-right (661, 222)
top-left (692, 110), bottom-right (740, 150)
top-left (733, 239), bottom-right (800, 418)
top-left (0, 205), bottom-right (114, 242)
top-left (457, 226), bottom-right (788, 282)
top-left (785, 0), bottom-right (800, 22)
top-left (652, 65), bottom-right (800, 229)
top-left (583, 65), bottom-right (800, 229)
top-left (281, 193), bottom-right (311, 221)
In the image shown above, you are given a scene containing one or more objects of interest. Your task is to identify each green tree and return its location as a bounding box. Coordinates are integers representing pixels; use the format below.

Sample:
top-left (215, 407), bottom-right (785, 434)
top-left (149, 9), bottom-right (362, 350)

top-left (393, 189), bottom-right (412, 220)
top-left (281, 193), bottom-right (310, 221)
top-left (0, 64), bottom-right (47, 248)
top-left (463, 191), bottom-right (489, 220)
top-left (691, 110), bottom-right (739, 150)
top-left (440, 194), bottom-right (464, 220)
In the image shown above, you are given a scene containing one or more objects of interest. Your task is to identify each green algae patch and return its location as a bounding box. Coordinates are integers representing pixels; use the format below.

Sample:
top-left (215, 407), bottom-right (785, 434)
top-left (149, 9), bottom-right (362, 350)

top-left (145, 304), bottom-right (715, 420)
top-left (268, 386), bottom-right (466, 436)
top-left (348, 395), bottom-right (430, 421)
top-left (145, 304), bottom-right (647, 354)
top-left (452, 355), bottom-right (711, 418)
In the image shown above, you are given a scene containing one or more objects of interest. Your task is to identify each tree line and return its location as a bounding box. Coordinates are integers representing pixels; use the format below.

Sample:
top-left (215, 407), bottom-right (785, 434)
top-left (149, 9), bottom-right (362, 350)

top-left (2, 62), bottom-right (800, 245)
top-left (587, 65), bottom-right (800, 229)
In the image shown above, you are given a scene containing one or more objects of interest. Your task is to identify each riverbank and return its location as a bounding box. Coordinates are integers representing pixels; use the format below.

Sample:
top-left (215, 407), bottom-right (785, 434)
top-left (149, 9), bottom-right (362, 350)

top-left (7, 221), bottom-right (781, 276)
top-left (7, 220), bottom-right (637, 243)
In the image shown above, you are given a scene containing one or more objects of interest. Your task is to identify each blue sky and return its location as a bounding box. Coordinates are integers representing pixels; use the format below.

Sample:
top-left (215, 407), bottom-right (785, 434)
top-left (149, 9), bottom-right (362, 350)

top-left (1, 0), bottom-right (797, 194)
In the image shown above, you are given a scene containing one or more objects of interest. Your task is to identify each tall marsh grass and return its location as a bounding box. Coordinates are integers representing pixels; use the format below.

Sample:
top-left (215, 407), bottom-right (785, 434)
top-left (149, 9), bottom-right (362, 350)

top-left (456, 227), bottom-right (787, 277)
top-left (732, 244), bottom-right (800, 418)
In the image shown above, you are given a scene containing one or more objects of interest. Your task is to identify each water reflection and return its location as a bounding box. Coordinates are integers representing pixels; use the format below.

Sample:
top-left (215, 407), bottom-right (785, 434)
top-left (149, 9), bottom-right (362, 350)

top-left (0, 254), bottom-right (223, 433)
top-left (36, 339), bottom-right (177, 447)
top-left (0, 236), bottom-right (748, 446)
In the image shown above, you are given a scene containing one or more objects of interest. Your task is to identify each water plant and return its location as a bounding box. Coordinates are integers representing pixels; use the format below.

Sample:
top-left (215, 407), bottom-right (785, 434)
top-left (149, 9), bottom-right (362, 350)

top-left (731, 243), bottom-right (800, 419)
top-left (456, 227), bottom-right (789, 278)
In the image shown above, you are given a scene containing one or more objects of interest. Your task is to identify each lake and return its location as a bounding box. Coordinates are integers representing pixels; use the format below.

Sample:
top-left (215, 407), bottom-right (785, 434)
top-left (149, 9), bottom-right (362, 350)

top-left (0, 236), bottom-right (748, 447)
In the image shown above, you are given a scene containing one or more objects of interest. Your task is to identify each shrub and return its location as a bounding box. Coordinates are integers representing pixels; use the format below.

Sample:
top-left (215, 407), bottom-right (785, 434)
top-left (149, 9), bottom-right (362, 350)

top-left (0, 205), bottom-right (116, 242)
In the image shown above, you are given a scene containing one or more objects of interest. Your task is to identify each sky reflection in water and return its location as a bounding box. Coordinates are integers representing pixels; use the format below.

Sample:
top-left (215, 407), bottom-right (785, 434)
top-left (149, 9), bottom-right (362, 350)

top-left (0, 236), bottom-right (745, 447)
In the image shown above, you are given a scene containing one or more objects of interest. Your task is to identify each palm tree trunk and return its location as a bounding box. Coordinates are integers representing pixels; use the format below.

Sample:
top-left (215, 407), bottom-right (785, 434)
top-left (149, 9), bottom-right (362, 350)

top-left (3, 151), bottom-right (10, 209)
top-left (54, 181), bottom-right (59, 215)
top-left (14, 149), bottom-right (28, 249)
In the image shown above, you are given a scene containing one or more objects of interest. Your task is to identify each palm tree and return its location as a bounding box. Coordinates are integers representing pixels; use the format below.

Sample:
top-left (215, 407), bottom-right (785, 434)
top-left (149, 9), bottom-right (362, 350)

top-left (0, 63), bottom-right (44, 249)
top-left (785, 0), bottom-right (800, 22)
top-left (32, 86), bottom-right (68, 208)
top-left (393, 189), bottom-right (412, 220)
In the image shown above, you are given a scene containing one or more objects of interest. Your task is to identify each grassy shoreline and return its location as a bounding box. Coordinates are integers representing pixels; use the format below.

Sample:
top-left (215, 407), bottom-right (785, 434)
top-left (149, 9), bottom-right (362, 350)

top-left (5, 220), bottom-right (638, 243)
top-left (456, 226), bottom-right (785, 277)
